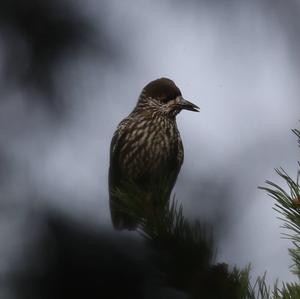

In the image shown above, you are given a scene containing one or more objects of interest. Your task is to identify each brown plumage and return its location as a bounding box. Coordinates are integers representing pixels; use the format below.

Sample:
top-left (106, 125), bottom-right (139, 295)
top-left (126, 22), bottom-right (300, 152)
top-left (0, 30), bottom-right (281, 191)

top-left (109, 78), bottom-right (199, 230)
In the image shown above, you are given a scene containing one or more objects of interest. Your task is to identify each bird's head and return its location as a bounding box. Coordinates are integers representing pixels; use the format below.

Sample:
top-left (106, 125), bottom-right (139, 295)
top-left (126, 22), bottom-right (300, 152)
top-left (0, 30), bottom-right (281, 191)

top-left (137, 78), bottom-right (199, 117)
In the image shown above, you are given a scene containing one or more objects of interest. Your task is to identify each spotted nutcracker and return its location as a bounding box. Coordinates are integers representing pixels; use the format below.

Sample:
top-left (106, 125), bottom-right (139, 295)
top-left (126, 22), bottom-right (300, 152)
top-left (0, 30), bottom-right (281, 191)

top-left (109, 78), bottom-right (199, 229)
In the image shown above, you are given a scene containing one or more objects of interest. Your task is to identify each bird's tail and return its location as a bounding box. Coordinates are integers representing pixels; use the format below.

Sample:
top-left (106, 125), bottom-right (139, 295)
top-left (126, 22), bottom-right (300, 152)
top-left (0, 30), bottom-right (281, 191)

top-left (109, 196), bottom-right (138, 230)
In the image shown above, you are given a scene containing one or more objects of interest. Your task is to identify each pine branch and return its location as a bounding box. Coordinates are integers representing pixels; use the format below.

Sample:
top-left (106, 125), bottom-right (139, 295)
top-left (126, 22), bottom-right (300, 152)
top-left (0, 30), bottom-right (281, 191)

top-left (259, 170), bottom-right (300, 276)
top-left (112, 183), bottom-right (245, 298)
top-left (259, 128), bottom-right (300, 284)
top-left (273, 282), bottom-right (300, 299)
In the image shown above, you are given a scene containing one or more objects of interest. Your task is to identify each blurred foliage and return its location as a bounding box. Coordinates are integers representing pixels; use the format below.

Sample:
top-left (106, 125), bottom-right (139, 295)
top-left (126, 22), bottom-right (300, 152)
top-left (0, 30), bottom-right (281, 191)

top-left (0, 0), bottom-right (118, 113)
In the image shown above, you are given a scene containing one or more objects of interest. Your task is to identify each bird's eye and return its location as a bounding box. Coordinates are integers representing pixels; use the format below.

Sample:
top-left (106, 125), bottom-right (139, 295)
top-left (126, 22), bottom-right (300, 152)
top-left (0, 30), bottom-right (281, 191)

top-left (160, 94), bottom-right (175, 103)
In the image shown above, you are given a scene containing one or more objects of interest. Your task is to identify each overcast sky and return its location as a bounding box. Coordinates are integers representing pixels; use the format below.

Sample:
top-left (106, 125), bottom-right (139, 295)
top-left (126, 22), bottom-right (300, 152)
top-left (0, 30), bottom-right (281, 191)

top-left (1, 0), bottom-right (300, 291)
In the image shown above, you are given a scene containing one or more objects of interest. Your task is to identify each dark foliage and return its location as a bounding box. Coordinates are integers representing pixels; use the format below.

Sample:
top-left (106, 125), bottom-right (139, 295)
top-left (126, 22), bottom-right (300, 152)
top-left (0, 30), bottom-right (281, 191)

top-left (10, 209), bottom-right (170, 299)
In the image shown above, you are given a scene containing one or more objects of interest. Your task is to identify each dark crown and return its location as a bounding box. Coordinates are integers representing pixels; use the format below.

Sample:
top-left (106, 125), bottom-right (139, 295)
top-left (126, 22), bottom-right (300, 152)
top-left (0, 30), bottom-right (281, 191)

top-left (142, 78), bottom-right (182, 102)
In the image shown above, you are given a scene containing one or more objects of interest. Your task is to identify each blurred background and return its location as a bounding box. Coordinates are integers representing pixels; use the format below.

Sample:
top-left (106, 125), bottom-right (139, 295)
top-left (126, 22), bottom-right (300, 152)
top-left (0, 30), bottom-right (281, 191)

top-left (1, 0), bottom-right (300, 297)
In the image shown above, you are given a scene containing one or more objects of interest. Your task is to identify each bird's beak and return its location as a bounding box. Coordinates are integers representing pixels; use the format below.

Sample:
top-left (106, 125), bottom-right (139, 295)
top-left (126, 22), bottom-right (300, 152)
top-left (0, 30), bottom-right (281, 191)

top-left (179, 97), bottom-right (200, 112)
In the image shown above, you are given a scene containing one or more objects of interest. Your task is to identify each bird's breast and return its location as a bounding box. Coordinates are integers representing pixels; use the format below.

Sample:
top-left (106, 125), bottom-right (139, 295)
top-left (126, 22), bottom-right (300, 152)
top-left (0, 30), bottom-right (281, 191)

top-left (119, 116), bottom-right (183, 178)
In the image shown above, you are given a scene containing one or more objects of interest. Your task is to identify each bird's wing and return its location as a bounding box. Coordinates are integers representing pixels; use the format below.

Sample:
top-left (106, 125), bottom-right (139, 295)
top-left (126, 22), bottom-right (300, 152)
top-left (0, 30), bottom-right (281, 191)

top-left (164, 133), bottom-right (184, 194)
top-left (109, 118), bottom-right (129, 192)
top-left (109, 118), bottom-right (140, 229)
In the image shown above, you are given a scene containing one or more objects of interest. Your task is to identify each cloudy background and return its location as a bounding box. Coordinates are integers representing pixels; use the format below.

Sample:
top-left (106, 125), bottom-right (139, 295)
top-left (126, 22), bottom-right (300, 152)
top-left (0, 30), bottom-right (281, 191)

top-left (1, 0), bottom-right (300, 296)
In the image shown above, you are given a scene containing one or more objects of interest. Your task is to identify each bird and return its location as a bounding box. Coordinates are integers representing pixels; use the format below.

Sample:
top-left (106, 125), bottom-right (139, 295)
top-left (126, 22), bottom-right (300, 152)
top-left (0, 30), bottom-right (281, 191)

top-left (109, 78), bottom-right (199, 230)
